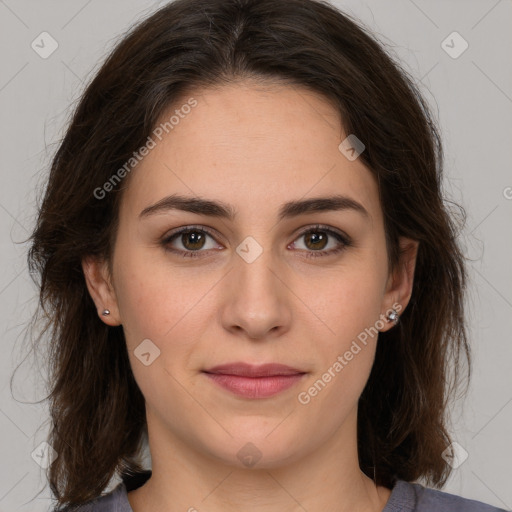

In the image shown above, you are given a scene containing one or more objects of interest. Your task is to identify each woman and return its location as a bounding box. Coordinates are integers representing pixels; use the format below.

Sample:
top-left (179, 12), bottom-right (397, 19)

top-left (27, 0), bottom-right (506, 511)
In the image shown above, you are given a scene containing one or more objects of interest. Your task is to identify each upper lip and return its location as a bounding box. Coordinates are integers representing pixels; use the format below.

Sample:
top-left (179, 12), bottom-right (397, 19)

top-left (203, 362), bottom-right (305, 377)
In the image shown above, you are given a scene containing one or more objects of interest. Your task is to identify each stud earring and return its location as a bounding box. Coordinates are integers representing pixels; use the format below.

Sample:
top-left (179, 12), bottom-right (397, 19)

top-left (386, 309), bottom-right (399, 325)
top-left (102, 309), bottom-right (110, 316)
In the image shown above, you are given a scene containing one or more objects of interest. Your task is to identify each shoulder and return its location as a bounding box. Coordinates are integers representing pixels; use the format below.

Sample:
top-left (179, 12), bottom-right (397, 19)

top-left (411, 481), bottom-right (508, 512)
top-left (55, 482), bottom-right (126, 511)
top-left (387, 479), bottom-right (508, 512)
top-left (57, 470), bottom-right (152, 511)
top-left (57, 482), bottom-right (128, 511)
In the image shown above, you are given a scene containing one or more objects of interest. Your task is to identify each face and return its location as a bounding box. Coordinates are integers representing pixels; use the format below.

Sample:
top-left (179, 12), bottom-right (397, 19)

top-left (84, 80), bottom-right (416, 470)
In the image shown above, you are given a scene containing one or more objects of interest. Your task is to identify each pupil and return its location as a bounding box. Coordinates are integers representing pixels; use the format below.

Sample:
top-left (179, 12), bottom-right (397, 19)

top-left (306, 232), bottom-right (327, 250)
top-left (183, 231), bottom-right (204, 250)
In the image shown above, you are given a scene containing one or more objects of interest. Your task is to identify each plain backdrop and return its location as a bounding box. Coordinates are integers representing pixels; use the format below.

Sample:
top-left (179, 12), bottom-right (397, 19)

top-left (0, 0), bottom-right (511, 510)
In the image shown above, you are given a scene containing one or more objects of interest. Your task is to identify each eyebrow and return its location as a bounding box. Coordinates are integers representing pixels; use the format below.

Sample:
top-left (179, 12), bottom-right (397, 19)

top-left (139, 193), bottom-right (369, 221)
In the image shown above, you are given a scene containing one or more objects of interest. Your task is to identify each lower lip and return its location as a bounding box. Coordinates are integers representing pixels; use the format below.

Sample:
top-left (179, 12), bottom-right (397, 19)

top-left (203, 372), bottom-right (305, 398)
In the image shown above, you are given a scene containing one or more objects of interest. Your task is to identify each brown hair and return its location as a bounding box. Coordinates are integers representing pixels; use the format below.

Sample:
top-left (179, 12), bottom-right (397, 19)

top-left (27, 0), bottom-right (470, 508)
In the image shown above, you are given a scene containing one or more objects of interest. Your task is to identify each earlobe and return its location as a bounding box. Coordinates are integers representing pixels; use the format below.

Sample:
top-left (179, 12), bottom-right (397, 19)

top-left (81, 256), bottom-right (121, 326)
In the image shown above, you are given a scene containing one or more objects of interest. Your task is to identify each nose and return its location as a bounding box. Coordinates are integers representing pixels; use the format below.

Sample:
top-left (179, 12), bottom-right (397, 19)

top-left (220, 247), bottom-right (292, 341)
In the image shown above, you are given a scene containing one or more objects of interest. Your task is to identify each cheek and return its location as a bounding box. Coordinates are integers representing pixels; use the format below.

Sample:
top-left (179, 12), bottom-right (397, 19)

top-left (113, 238), bottom-right (195, 338)
top-left (315, 263), bottom-right (386, 344)
top-left (113, 249), bottom-right (215, 374)
top-left (113, 266), bottom-right (170, 345)
top-left (300, 264), bottom-right (385, 401)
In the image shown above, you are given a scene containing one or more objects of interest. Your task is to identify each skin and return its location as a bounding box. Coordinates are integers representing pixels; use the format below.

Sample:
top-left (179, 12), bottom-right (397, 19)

top-left (83, 80), bottom-right (418, 512)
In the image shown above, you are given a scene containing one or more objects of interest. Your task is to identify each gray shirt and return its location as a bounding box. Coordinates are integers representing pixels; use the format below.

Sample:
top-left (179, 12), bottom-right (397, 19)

top-left (68, 471), bottom-right (508, 511)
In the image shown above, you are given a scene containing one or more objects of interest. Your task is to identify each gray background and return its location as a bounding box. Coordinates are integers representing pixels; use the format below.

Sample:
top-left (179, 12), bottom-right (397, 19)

top-left (0, 0), bottom-right (511, 510)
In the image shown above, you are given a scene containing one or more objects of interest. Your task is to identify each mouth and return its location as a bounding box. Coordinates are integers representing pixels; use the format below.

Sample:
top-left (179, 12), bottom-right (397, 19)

top-left (202, 362), bottom-right (307, 399)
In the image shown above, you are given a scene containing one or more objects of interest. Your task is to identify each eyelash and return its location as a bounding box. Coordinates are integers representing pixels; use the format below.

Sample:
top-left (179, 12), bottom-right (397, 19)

top-left (161, 224), bottom-right (352, 259)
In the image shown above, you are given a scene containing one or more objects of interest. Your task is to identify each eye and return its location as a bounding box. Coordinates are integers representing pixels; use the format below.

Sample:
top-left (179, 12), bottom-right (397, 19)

top-left (162, 226), bottom-right (221, 258)
top-left (290, 224), bottom-right (351, 258)
top-left (162, 224), bottom-right (351, 259)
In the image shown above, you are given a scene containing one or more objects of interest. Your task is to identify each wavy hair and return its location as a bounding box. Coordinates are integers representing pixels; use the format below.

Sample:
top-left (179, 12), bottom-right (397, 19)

top-left (27, 0), bottom-right (470, 508)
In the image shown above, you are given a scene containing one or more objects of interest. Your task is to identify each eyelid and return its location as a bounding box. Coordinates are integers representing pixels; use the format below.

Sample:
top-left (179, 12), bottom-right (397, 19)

top-left (162, 224), bottom-right (222, 243)
top-left (161, 223), bottom-right (352, 257)
top-left (163, 223), bottom-right (350, 243)
top-left (294, 223), bottom-right (351, 243)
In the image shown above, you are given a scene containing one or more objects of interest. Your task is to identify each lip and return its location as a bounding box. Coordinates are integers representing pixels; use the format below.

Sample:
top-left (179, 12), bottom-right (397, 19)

top-left (204, 362), bottom-right (304, 377)
top-left (202, 362), bottom-right (306, 399)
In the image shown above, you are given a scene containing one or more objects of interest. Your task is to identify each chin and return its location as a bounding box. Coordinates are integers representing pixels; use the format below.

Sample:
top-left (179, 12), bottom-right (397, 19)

top-left (200, 426), bottom-right (306, 470)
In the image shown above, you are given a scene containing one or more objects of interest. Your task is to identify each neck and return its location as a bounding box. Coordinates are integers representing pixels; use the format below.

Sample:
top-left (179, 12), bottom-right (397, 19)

top-left (128, 408), bottom-right (391, 512)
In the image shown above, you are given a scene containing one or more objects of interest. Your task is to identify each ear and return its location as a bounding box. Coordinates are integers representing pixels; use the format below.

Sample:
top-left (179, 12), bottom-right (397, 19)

top-left (379, 237), bottom-right (419, 333)
top-left (82, 256), bottom-right (121, 326)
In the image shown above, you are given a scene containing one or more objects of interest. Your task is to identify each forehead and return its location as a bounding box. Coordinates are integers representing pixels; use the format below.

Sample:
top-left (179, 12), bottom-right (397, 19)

top-left (119, 81), bottom-right (381, 224)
